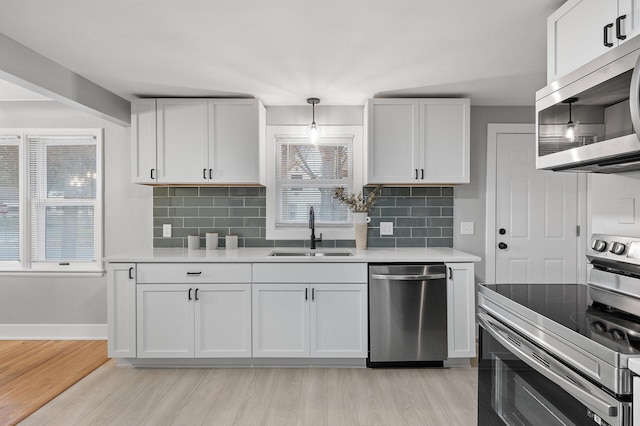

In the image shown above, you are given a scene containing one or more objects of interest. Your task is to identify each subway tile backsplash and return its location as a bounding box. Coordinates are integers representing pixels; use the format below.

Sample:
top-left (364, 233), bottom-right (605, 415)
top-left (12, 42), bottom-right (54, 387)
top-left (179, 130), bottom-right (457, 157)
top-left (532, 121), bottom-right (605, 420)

top-left (153, 186), bottom-right (454, 249)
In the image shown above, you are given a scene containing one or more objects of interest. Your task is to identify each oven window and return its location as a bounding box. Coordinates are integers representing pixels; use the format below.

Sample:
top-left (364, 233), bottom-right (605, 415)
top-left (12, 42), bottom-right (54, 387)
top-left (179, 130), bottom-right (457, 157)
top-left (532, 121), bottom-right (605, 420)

top-left (478, 327), bottom-right (601, 426)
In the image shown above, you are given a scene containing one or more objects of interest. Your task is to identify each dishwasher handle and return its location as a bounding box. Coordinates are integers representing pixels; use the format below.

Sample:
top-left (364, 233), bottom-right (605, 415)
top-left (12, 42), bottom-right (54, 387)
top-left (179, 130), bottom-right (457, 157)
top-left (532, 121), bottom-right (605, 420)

top-left (371, 273), bottom-right (446, 281)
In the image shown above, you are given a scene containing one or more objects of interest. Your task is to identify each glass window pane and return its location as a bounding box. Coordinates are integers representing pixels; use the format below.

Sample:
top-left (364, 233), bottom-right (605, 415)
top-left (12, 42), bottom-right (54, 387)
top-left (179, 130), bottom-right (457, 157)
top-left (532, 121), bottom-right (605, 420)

top-left (279, 187), bottom-right (350, 225)
top-left (45, 206), bottom-right (95, 261)
top-left (277, 138), bottom-right (351, 181)
top-left (0, 145), bottom-right (19, 261)
top-left (46, 145), bottom-right (96, 199)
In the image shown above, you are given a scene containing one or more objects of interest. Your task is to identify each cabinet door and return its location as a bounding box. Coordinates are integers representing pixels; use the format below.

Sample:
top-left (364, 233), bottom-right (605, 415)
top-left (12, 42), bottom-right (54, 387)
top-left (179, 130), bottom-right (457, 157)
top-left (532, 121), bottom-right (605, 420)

top-left (156, 99), bottom-right (209, 184)
top-left (107, 263), bottom-right (137, 358)
top-left (310, 284), bottom-right (368, 358)
top-left (137, 284), bottom-right (194, 358)
top-left (130, 100), bottom-right (157, 184)
top-left (419, 100), bottom-right (470, 184)
top-left (618, 0), bottom-right (640, 44)
top-left (252, 284), bottom-right (309, 358)
top-left (445, 263), bottom-right (476, 358)
top-left (366, 99), bottom-right (420, 184)
top-left (548, 0), bottom-right (618, 82)
top-left (208, 100), bottom-right (261, 184)
top-left (195, 284), bottom-right (252, 358)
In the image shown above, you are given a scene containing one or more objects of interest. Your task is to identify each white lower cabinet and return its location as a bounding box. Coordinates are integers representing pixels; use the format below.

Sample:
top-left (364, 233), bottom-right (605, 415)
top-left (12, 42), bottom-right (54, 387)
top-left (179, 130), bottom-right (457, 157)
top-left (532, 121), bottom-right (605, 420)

top-left (107, 263), bottom-right (137, 358)
top-left (137, 283), bottom-right (252, 358)
top-left (251, 283), bottom-right (368, 358)
top-left (446, 262), bottom-right (476, 358)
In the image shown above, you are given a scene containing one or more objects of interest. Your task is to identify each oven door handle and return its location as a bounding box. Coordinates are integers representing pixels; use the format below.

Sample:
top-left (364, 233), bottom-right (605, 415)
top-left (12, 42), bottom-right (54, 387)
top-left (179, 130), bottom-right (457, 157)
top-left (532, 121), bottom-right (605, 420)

top-left (478, 312), bottom-right (619, 418)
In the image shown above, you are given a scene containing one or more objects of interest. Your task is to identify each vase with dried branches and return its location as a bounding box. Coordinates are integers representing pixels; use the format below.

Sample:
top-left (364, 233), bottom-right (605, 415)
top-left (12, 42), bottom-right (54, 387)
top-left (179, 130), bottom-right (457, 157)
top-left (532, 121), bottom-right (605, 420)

top-left (333, 186), bottom-right (382, 249)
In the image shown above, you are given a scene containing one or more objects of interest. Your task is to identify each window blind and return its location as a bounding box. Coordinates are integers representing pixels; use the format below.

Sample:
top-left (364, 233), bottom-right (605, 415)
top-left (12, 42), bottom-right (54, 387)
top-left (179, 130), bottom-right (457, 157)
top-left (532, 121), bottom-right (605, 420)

top-left (275, 136), bottom-right (353, 226)
top-left (28, 135), bottom-right (97, 262)
top-left (0, 136), bottom-right (20, 261)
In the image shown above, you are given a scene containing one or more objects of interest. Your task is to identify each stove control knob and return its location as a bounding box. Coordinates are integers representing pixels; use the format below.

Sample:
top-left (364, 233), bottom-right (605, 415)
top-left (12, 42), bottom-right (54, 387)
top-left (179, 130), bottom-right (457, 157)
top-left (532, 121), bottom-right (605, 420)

top-left (609, 242), bottom-right (627, 255)
top-left (591, 240), bottom-right (607, 252)
top-left (611, 329), bottom-right (625, 341)
top-left (592, 321), bottom-right (606, 333)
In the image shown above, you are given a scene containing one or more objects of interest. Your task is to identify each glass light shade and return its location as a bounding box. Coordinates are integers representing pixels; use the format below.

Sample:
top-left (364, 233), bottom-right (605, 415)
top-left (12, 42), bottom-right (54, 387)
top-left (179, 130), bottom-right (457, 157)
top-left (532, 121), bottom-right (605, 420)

top-left (565, 121), bottom-right (576, 142)
top-left (308, 122), bottom-right (319, 143)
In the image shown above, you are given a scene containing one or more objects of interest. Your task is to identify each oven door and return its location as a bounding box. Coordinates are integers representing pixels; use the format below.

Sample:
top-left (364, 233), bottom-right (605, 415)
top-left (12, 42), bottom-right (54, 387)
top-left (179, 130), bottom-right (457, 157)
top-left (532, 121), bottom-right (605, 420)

top-left (478, 312), bottom-right (631, 426)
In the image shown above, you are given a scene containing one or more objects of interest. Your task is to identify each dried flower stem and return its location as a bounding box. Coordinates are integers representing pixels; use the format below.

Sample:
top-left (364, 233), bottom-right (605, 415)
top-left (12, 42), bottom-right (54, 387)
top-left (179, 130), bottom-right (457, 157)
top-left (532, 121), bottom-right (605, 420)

top-left (333, 186), bottom-right (382, 213)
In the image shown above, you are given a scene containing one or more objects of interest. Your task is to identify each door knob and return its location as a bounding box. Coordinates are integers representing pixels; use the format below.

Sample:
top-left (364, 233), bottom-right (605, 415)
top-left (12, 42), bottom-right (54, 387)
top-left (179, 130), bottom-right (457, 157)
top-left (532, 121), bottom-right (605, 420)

top-left (499, 228), bottom-right (506, 235)
top-left (498, 242), bottom-right (508, 250)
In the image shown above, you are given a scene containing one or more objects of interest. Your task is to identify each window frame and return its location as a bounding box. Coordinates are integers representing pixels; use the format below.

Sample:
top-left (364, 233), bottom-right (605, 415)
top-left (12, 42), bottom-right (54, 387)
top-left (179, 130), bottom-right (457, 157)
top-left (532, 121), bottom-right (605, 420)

top-left (0, 129), bottom-right (103, 275)
top-left (265, 125), bottom-right (363, 241)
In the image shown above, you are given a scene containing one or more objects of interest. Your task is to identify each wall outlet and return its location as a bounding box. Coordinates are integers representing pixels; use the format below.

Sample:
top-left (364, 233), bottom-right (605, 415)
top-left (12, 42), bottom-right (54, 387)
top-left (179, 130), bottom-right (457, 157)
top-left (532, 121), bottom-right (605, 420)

top-left (460, 221), bottom-right (474, 235)
top-left (163, 224), bottom-right (172, 238)
top-left (380, 222), bottom-right (394, 236)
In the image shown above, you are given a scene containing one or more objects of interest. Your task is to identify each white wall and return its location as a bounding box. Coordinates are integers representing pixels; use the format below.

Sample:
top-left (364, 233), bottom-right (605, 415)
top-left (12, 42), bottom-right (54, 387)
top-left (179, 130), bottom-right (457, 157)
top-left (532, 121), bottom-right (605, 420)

top-left (0, 101), bottom-right (151, 326)
top-left (589, 171), bottom-right (640, 237)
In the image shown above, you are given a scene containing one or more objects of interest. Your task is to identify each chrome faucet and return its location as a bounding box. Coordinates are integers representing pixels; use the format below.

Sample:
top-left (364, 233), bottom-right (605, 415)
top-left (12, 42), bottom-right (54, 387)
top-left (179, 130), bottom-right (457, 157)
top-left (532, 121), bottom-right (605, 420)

top-left (309, 206), bottom-right (322, 249)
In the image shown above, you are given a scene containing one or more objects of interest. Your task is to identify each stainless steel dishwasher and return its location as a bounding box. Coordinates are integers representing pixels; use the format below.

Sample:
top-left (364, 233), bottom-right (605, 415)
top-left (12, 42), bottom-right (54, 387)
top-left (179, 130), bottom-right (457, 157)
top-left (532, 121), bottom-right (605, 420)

top-left (368, 263), bottom-right (447, 367)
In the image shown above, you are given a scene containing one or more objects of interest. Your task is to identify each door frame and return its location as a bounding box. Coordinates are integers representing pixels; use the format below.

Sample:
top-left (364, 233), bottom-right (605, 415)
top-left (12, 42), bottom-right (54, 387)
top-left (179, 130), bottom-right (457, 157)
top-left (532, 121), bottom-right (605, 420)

top-left (484, 123), bottom-right (589, 284)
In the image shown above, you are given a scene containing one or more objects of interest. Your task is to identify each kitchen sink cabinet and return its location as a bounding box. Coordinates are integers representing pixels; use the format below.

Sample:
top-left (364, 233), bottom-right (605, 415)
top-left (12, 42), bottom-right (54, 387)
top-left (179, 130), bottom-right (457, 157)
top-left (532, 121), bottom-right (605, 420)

top-left (365, 98), bottom-right (470, 185)
top-left (252, 263), bottom-right (368, 359)
top-left (547, 0), bottom-right (640, 83)
top-left (446, 262), bottom-right (476, 358)
top-left (107, 263), bottom-right (137, 358)
top-left (130, 98), bottom-right (264, 185)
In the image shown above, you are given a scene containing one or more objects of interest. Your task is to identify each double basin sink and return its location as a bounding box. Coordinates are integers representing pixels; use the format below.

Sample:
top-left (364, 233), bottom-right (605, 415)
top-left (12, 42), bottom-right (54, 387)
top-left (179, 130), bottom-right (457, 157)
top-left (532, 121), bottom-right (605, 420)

top-left (268, 250), bottom-right (353, 257)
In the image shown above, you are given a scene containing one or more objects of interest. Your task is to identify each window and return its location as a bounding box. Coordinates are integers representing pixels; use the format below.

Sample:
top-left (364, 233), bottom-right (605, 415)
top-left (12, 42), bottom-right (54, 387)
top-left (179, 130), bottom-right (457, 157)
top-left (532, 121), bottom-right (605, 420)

top-left (266, 126), bottom-right (363, 240)
top-left (0, 129), bottom-right (102, 273)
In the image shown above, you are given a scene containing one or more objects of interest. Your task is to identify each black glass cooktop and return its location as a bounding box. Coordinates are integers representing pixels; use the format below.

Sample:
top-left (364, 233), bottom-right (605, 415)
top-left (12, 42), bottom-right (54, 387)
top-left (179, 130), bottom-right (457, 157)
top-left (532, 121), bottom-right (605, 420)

top-left (483, 283), bottom-right (640, 355)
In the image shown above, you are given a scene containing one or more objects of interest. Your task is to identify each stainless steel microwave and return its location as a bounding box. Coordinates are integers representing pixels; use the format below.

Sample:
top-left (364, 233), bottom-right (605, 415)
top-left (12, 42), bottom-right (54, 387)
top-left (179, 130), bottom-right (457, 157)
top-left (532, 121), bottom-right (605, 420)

top-left (536, 35), bottom-right (640, 173)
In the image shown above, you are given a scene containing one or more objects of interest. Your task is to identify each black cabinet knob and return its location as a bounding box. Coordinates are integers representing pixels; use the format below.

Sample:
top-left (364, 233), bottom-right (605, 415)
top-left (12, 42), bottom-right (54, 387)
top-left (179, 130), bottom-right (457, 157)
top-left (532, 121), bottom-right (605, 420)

top-left (498, 242), bottom-right (508, 250)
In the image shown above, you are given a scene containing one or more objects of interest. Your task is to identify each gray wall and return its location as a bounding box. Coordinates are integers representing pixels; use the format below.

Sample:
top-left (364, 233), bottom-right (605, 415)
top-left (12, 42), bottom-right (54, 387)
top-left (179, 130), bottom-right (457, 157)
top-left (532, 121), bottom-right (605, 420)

top-left (0, 101), bottom-right (151, 324)
top-left (454, 106), bottom-right (535, 284)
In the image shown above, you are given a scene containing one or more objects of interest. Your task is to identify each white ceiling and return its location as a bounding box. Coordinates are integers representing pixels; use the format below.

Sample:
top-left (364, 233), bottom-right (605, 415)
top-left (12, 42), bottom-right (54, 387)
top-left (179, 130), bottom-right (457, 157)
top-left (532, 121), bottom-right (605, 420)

top-left (0, 0), bottom-right (565, 106)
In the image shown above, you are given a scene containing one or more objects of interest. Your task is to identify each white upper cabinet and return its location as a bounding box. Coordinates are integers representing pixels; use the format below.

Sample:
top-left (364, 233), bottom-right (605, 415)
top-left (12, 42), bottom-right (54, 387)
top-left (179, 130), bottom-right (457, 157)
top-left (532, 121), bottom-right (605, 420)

top-left (548, 0), bottom-right (640, 82)
top-left (130, 98), bottom-right (264, 185)
top-left (365, 98), bottom-right (470, 185)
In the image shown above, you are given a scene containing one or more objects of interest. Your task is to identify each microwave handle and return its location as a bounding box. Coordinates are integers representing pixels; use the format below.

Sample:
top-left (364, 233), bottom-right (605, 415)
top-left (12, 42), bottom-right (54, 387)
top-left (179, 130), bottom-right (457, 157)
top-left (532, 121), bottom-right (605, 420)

top-left (478, 312), bottom-right (619, 418)
top-left (629, 50), bottom-right (640, 138)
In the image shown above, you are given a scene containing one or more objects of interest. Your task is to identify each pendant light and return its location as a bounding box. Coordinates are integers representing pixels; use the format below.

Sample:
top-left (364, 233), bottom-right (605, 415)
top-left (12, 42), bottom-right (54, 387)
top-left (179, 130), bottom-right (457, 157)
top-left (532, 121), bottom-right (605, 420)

top-left (564, 97), bottom-right (578, 142)
top-left (307, 97), bottom-right (320, 143)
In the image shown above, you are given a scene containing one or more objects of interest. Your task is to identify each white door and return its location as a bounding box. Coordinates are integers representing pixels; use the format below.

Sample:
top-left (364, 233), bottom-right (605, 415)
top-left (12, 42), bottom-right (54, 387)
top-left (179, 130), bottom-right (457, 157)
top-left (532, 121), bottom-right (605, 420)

top-left (445, 263), bottom-right (476, 358)
top-left (130, 99), bottom-right (157, 184)
top-left (194, 284), bottom-right (252, 358)
top-left (156, 99), bottom-right (209, 183)
top-left (107, 263), bottom-right (137, 358)
top-left (137, 284), bottom-right (194, 358)
top-left (208, 100), bottom-right (260, 184)
top-left (494, 130), bottom-right (579, 284)
top-left (252, 284), bottom-right (309, 358)
top-left (310, 284), bottom-right (368, 358)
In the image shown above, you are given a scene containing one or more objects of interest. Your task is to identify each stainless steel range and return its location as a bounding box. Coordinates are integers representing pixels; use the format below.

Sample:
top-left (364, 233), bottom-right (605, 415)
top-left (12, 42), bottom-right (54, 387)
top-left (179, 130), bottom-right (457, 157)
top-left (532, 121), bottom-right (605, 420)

top-left (478, 234), bottom-right (640, 426)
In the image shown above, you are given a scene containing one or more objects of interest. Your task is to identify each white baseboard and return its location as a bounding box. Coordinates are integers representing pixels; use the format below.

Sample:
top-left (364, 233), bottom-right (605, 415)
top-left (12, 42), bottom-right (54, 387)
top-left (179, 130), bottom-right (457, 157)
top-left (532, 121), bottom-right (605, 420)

top-left (0, 324), bottom-right (107, 340)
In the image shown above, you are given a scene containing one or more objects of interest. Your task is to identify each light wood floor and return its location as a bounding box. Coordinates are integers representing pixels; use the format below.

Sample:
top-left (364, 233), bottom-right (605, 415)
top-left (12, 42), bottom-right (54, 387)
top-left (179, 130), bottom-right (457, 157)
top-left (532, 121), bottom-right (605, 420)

top-left (22, 360), bottom-right (477, 425)
top-left (0, 340), bottom-right (108, 426)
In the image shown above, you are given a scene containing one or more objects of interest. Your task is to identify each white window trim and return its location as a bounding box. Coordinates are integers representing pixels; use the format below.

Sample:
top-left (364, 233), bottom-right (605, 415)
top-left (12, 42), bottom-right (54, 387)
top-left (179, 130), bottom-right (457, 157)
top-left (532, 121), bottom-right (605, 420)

top-left (0, 128), bottom-right (103, 274)
top-left (265, 125), bottom-right (363, 241)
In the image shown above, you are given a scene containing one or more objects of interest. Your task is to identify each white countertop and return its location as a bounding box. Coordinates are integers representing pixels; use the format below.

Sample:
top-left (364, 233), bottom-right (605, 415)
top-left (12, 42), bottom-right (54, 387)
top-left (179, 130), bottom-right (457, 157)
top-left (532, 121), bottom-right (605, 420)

top-left (105, 247), bottom-right (481, 263)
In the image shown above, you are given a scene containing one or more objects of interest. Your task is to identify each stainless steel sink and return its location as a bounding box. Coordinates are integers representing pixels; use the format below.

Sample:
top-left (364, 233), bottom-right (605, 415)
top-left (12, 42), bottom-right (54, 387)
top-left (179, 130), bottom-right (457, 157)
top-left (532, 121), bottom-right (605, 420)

top-left (268, 251), bottom-right (353, 257)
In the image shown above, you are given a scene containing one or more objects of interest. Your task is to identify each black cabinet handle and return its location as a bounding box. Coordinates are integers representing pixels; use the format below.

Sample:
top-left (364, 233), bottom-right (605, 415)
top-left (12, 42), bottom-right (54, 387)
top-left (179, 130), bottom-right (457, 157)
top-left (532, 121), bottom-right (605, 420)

top-left (209, 169), bottom-right (213, 180)
top-left (195, 288), bottom-right (199, 301)
top-left (187, 272), bottom-right (202, 276)
top-left (128, 267), bottom-right (134, 280)
top-left (312, 288), bottom-right (315, 301)
top-left (203, 168), bottom-right (207, 179)
top-left (415, 169), bottom-right (418, 179)
top-left (616, 15), bottom-right (627, 40)
top-left (150, 169), bottom-right (155, 180)
top-left (188, 288), bottom-right (193, 300)
top-left (305, 288), bottom-right (308, 300)
top-left (421, 169), bottom-right (424, 179)
top-left (604, 23), bottom-right (614, 47)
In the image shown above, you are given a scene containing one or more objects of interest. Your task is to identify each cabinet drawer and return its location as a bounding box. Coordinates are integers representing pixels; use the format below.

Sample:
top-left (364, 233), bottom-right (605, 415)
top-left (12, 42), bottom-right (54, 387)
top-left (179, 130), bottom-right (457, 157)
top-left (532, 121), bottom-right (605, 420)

top-left (253, 263), bottom-right (367, 283)
top-left (137, 263), bottom-right (251, 283)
